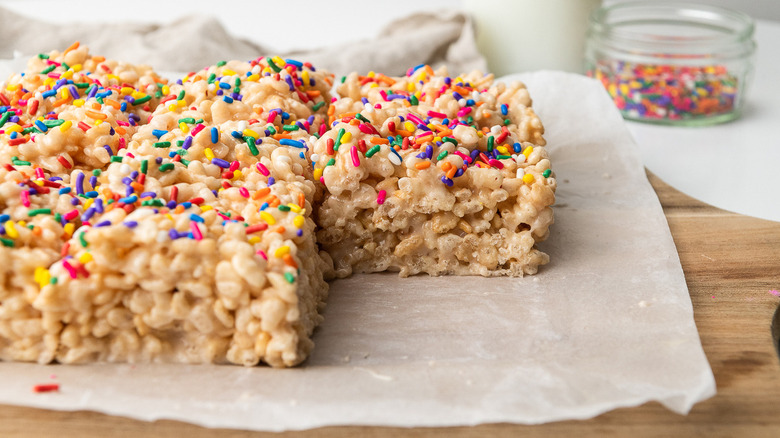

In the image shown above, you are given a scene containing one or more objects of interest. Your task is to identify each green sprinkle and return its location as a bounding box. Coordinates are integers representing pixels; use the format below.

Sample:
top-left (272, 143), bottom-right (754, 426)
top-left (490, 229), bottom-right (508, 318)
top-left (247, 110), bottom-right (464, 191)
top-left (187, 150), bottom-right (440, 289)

top-left (497, 155), bottom-right (512, 159)
top-left (54, 213), bottom-right (62, 223)
top-left (74, 82), bottom-right (89, 89)
top-left (177, 90), bottom-right (185, 101)
top-left (92, 169), bottom-right (101, 176)
top-left (267, 125), bottom-right (276, 135)
top-left (542, 169), bottom-right (552, 178)
top-left (180, 158), bottom-right (191, 166)
top-left (0, 238), bottom-right (14, 248)
top-left (355, 113), bottom-right (370, 123)
top-left (365, 144), bottom-right (381, 158)
top-left (28, 208), bottom-right (51, 217)
top-left (334, 128), bottom-right (345, 151)
top-left (134, 95), bottom-right (151, 105)
top-left (50, 277), bottom-right (58, 285)
top-left (487, 136), bottom-right (495, 152)
top-left (312, 101), bottom-right (325, 111)
top-left (216, 61), bottom-right (227, 67)
top-left (0, 112), bottom-right (10, 128)
top-left (38, 53), bottom-right (49, 60)
top-left (96, 97), bottom-right (104, 105)
top-left (41, 64), bottom-right (56, 74)
top-left (43, 119), bottom-right (65, 127)
top-left (443, 137), bottom-right (458, 145)
top-left (282, 124), bottom-right (299, 132)
top-left (466, 116), bottom-right (474, 124)
top-left (154, 141), bottom-right (171, 148)
top-left (141, 160), bottom-right (148, 174)
top-left (111, 156), bottom-right (123, 163)
top-left (61, 63), bottom-right (69, 71)
top-left (79, 231), bottom-right (88, 248)
top-left (178, 117), bottom-right (196, 124)
top-left (174, 149), bottom-right (187, 156)
top-left (176, 140), bottom-right (184, 147)
top-left (340, 76), bottom-right (346, 83)
top-left (195, 118), bottom-right (204, 124)
top-left (13, 159), bottom-right (31, 166)
top-left (326, 158), bottom-right (336, 167)
top-left (410, 95), bottom-right (419, 106)
top-left (159, 163), bottom-right (174, 172)
top-left (234, 77), bottom-right (241, 87)
top-left (246, 136), bottom-right (259, 156)
top-left (504, 118), bottom-right (511, 126)
top-left (23, 127), bottom-right (36, 135)
top-left (207, 73), bottom-right (217, 83)
top-left (268, 58), bottom-right (282, 72)
top-left (278, 205), bottom-right (291, 212)
top-left (436, 150), bottom-right (449, 161)
top-left (154, 90), bottom-right (163, 99)
top-left (284, 272), bottom-right (295, 284)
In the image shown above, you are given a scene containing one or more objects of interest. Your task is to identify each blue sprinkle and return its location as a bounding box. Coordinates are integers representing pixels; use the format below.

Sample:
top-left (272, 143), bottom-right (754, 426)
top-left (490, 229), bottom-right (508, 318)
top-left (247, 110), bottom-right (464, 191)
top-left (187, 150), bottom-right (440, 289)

top-left (0, 214), bottom-right (9, 223)
top-left (231, 130), bottom-right (243, 139)
top-left (123, 221), bottom-right (138, 228)
top-left (58, 187), bottom-right (71, 195)
top-left (280, 139), bottom-right (304, 148)
top-left (189, 214), bottom-right (205, 223)
top-left (441, 176), bottom-right (454, 186)
top-left (119, 195), bottom-right (138, 204)
top-left (222, 95), bottom-right (234, 103)
top-left (152, 129), bottom-right (168, 138)
top-left (218, 82), bottom-right (231, 89)
top-left (211, 127), bottom-right (219, 143)
top-left (42, 90), bottom-right (57, 98)
top-left (260, 202), bottom-right (269, 211)
top-left (513, 142), bottom-right (522, 153)
top-left (120, 101), bottom-right (127, 112)
top-left (466, 99), bottom-right (475, 106)
top-left (34, 120), bottom-right (48, 132)
top-left (500, 104), bottom-right (508, 115)
top-left (285, 59), bottom-right (303, 69)
top-left (85, 191), bottom-right (98, 198)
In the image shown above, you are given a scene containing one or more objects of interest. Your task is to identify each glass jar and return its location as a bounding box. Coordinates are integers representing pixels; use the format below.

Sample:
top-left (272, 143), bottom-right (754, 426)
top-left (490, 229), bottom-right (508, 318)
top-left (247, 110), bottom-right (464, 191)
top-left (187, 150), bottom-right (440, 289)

top-left (585, 1), bottom-right (756, 126)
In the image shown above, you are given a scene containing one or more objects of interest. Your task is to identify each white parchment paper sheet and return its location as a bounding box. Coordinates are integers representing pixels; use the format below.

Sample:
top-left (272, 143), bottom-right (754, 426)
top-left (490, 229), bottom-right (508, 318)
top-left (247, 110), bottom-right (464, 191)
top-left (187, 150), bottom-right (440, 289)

top-left (0, 71), bottom-right (715, 431)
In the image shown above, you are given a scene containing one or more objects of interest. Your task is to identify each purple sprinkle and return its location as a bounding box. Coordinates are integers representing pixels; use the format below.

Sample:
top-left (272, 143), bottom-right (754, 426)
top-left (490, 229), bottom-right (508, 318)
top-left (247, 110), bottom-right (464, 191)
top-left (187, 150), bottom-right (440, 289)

top-left (70, 198), bottom-right (80, 206)
top-left (182, 136), bottom-right (193, 150)
top-left (140, 191), bottom-right (156, 198)
top-left (130, 171), bottom-right (139, 179)
top-left (94, 198), bottom-right (104, 213)
top-left (49, 176), bottom-right (63, 181)
top-left (211, 158), bottom-right (230, 168)
top-left (75, 172), bottom-right (85, 195)
top-left (81, 207), bottom-right (95, 221)
top-left (103, 145), bottom-right (113, 156)
top-left (361, 97), bottom-right (369, 105)
top-left (123, 221), bottom-right (138, 228)
top-left (125, 186), bottom-right (133, 197)
top-left (95, 220), bottom-right (111, 228)
top-left (296, 229), bottom-right (303, 237)
top-left (268, 177), bottom-right (275, 186)
top-left (68, 85), bottom-right (79, 99)
top-left (166, 200), bottom-right (177, 209)
top-left (307, 115), bottom-right (315, 125)
top-left (122, 177), bottom-right (133, 185)
top-left (285, 75), bottom-right (294, 91)
top-left (87, 86), bottom-right (98, 99)
top-left (155, 157), bottom-right (163, 164)
top-left (89, 175), bottom-right (97, 189)
top-left (168, 229), bottom-right (180, 239)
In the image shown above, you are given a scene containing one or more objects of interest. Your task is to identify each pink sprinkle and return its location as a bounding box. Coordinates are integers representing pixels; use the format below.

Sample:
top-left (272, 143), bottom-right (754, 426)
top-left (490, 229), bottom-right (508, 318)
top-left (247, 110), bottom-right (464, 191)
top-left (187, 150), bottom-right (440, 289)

top-left (350, 145), bottom-right (360, 167)
top-left (488, 159), bottom-right (504, 169)
top-left (189, 221), bottom-right (203, 241)
top-left (406, 113), bottom-right (424, 125)
top-left (229, 160), bottom-right (240, 172)
top-left (118, 137), bottom-right (126, 149)
top-left (427, 110), bottom-right (447, 119)
top-left (457, 107), bottom-right (472, 117)
top-left (64, 210), bottom-right (79, 221)
top-left (62, 260), bottom-right (77, 279)
top-left (770, 290), bottom-right (780, 297)
top-left (256, 249), bottom-right (268, 260)
top-left (379, 90), bottom-right (389, 102)
top-left (318, 123), bottom-right (327, 137)
top-left (256, 163), bottom-right (270, 176)
top-left (116, 120), bottom-right (130, 127)
top-left (358, 123), bottom-right (375, 135)
top-left (377, 189), bottom-right (387, 205)
top-left (374, 103), bottom-right (382, 109)
top-left (267, 111), bottom-right (277, 124)
top-left (35, 167), bottom-right (44, 179)
top-left (452, 150), bottom-right (471, 163)
top-left (239, 187), bottom-right (250, 198)
top-left (190, 124), bottom-right (205, 136)
top-left (21, 190), bottom-right (30, 207)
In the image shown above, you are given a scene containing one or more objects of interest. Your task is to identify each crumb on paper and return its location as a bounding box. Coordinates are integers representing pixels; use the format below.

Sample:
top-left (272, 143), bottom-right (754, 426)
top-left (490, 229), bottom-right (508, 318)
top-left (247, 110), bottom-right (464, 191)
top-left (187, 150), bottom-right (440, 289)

top-left (33, 383), bottom-right (59, 393)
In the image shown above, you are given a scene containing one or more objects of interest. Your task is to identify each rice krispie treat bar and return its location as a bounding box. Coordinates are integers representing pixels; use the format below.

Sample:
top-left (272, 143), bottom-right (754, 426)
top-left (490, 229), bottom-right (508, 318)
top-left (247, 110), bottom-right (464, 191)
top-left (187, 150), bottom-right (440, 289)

top-left (0, 48), bottom-right (334, 367)
top-left (314, 65), bottom-right (555, 277)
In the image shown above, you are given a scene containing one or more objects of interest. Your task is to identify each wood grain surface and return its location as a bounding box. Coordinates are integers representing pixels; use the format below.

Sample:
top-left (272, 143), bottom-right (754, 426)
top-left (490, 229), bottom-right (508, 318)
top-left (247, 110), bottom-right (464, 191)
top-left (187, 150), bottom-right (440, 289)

top-left (2, 171), bottom-right (779, 438)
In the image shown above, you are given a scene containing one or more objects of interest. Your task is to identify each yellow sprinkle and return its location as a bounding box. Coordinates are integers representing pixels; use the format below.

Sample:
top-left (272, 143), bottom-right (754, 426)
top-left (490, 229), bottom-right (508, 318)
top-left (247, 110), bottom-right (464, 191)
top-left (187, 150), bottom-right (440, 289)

top-left (293, 215), bottom-right (305, 228)
top-left (368, 83), bottom-right (378, 89)
top-left (83, 199), bottom-right (94, 210)
top-left (162, 85), bottom-right (170, 95)
top-left (497, 146), bottom-right (509, 154)
top-left (199, 205), bottom-right (213, 212)
top-left (72, 99), bottom-right (84, 107)
top-left (204, 148), bottom-right (215, 160)
top-left (4, 124), bottom-right (22, 133)
top-left (287, 203), bottom-right (301, 213)
top-left (271, 57), bottom-right (286, 68)
top-left (5, 83), bottom-right (20, 92)
top-left (367, 71), bottom-right (375, 78)
top-left (167, 104), bottom-right (178, 112)
top-left (166, 214), bottom-right (174, 222)
top-left (313, 167), bottom-right (323, 180)
top-left (522, 173), bottom-right (535, 184)
top-left (34, 267), bottom-right (50, 289)
top-left (233, 170), bottom-right (242, 179)
top-left (301, 71), bottom-right (309, 87)
top-left (222, 69), bottom-right (237, 76)
top-left (17, 220), bottom-right (26, 227)
top-left (63, 223), bottom-right (75, 237)
top-left (71, 64), bottom-right (82, 72)
top-left (260, 211), bottom-right (276, 225)
top-left (341, 131), bottom-right (352, 144)
top-left (433, 136), bottom-right (441, 143)
top-left (179, 122), bottom-right (189, 133)
top-left (61, 70), bottom-right (73, 80)
top-left (404, 121), bottom-right (415, 131)
top-left (247, 74), bottom-right (259, 82)
top-left (94, 119), bottom-right (102, 126)
top-left (248, 236), bottom-right (261, 244)
top-left (5, 221), bottom-right (18, 238)
top-left (60, 88), bottom-right (69, 99)
top-left (33, 180), bottom-right (44, 186)
top-left (243, 129), bottom-right (259, 139)
top-left (522, 146), bottom-right (534, 158)
top-left (78, 252), bottom-right (93, 264)
top-left (406, 82), bottom-right (415, 92)
top-left (177, 99), bottom-right (187, 108)
top-left (120, 87), bottom-right (134, 95)
top-left (274, 245), bottom-right (290, 258)
top-left (477, 131), bottom-right (484, 137)
top-left (131, 91), bottom-right (146, 100)
top-left (43, 78), bottom-right (54, 87)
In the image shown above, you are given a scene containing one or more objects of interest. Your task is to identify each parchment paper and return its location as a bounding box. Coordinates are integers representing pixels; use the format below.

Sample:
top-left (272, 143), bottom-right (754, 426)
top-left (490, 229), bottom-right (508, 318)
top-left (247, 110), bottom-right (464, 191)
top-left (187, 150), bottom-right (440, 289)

top-left (0, 71), bottom-right (716, 431)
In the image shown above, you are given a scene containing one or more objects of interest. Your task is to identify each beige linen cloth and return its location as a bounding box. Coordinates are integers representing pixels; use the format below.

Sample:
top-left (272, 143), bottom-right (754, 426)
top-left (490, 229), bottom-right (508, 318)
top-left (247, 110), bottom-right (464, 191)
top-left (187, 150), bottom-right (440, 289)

top-left (0, 7), bottom-right (486, 75)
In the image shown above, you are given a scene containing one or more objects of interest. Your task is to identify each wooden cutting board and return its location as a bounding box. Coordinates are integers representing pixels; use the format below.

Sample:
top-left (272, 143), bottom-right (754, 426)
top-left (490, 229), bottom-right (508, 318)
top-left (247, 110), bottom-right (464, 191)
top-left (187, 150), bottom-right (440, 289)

top-left (2, 171), bottom-right (779, 438)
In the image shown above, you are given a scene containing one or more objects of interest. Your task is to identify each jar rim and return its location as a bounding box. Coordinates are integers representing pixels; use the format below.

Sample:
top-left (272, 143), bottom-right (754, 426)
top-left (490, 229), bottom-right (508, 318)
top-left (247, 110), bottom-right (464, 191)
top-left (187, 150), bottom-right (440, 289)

top-left (590, 1), bottom-right (755, 46)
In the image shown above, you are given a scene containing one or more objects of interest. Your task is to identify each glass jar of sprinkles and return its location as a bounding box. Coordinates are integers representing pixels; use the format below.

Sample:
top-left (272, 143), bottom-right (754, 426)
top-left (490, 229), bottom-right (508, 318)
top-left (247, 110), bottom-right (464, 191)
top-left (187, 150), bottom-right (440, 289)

top-left (585, 1), bottom-right (756, 126)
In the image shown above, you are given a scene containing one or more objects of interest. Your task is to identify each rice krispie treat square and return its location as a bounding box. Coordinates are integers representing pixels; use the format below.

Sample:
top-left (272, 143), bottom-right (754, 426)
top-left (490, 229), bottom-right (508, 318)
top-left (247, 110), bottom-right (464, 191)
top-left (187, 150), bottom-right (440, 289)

top-left (313, 66), bottom-right (556, 277)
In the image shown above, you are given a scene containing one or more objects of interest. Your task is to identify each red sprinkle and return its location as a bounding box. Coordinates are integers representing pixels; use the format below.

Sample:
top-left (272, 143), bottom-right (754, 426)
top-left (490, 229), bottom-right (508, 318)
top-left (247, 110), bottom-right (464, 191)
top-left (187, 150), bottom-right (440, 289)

top-left (33, 384), bottom-right (59, 393)
top-left (377, 189), bottom-right (387, 205)
top-left (246, 223), bottom-right (269, 234)
top-left (57, 156), bottom-right (72, 169)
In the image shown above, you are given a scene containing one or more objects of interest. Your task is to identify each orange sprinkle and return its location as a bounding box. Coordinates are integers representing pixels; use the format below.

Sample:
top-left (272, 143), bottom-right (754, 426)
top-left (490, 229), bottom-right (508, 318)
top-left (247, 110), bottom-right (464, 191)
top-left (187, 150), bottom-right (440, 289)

top-left (103, 98), bottom-right (121, 109)
top-left (337, 112), bottom-right (357, 120)
top-left (349, 118), bottom-right (360, 126)
top-left (298, 192), bottom-right (305, 208)
top-left (446, 167), bottom-right (457, 179)
top-left (377, 74), bottom-right (396, 86)
top-left (90, 102), bottom-right (101, 110)
top-left (130, 182), bottom-right (144, 192)
top-left (306, 90), bottom-right (321, 98)
top-left (85, 110), bottom-right (106, 120)
top-left (174, 204), bottom-right (185, 213)
top-left (272, 134), bottom-right (292, 140)
top-left (91, 56), bottom-right (106, 63)
top-left (115, 126), bottom-right (126, 136)
top-left (252, 187), bottom-right (271, 200)
top-left (369, 137), bottom-right (389, 145)
top-left (269, 198), bottom-right (281, 207)
top-left (441, 161), bottom-right (453, 172)
top-left (32, 226), bottom-right (42, 236)
top-left (327, 105), bottom-right (335, 116)
top-left (415, 161), bottom-right (431, 170)
top-left (275, 226), bottom-right (286, 234)
top-left (64, 41), bottom-right (80, 54)
top-left (395, 129), bottom-right (413, 137)
top-left (282, 253), bottom-right (298, 268)
top-left (52, 97), bottom-right (70, 108)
